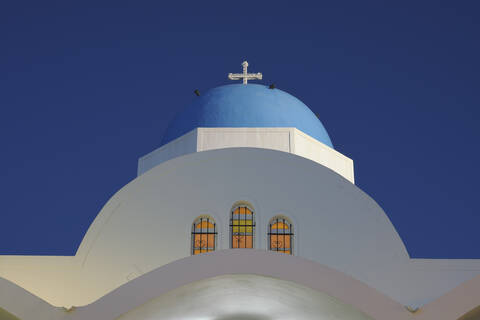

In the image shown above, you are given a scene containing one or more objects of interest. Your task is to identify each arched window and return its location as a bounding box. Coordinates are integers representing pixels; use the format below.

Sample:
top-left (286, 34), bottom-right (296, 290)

top-left (191, 216), bottom-right (217, 255)
top-left (230, 204), bottom-right (255, 248)
top-left (268, 216), bottom-right (293, 255)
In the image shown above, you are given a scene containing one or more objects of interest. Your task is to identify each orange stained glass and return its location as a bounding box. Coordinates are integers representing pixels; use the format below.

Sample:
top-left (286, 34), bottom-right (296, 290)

top-left (196, 220), bottom-right (215, 229)
top-left (192, 218), bottom-right (216, 255)
top-left (233, 207), bottom-right (253, 215)
top-left (270, 234), bottom-right (291, 254)
top-left (231, 234), bottom-right (253, 248)
top-left (269, 219), bottom-right (293, 255)
top-left (271, 221), bottom-right (289, 230)
top-left (193, 233), bottom-right (215, 253)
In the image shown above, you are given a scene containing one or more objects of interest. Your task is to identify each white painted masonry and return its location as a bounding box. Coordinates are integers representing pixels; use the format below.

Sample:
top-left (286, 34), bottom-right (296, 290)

top-left (138, 127), bottom-right (355, 183)
top-left (1, 148), bottom-right (480, 319)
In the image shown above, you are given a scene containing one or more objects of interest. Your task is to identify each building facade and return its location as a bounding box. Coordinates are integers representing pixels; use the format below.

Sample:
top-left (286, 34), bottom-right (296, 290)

top-left (1, 80), bottom-right (480, 320)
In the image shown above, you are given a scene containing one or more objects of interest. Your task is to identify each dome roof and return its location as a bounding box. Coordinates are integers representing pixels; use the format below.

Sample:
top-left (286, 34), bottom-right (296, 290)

top-left (161, 84), bottom-right (333, 148)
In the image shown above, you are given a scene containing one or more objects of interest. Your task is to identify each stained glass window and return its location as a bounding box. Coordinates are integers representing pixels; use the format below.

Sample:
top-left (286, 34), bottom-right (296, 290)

top-left (230, 205), bottom-right (255, 249)
top-left (268, 217), bottom-right (293, 255)
top-left (191, 217), bottom-right (217, 255)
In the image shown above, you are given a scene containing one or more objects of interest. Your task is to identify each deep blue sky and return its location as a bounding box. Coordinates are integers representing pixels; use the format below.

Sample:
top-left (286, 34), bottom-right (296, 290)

top-left (1, 1), bottom-right (479, 258)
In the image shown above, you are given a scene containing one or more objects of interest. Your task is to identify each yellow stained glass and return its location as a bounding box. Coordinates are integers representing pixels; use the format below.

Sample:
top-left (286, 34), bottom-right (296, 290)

top-left (231, 219), bottom-right (253, 233)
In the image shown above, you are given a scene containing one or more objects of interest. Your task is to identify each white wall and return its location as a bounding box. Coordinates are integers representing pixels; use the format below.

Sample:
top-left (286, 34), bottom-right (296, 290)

top-left (1, 148), bottom-right (480, 311)
top-left (3, 251), bottom-right (480, 320)
top-left (137, 127), bottom-right (355, 183)
top-left (292, 128), bottom-right (354, 182)
top-left (137, 129), bottom-right (197, 176)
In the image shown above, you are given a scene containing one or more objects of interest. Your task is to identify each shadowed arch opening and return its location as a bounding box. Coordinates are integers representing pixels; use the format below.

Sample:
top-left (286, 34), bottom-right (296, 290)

top-left (268, 216), bottom-right (294, 255)
top-left (230, 202), bottom-right (255, 249)
top-left (191, 216), bottom-right (217, 255)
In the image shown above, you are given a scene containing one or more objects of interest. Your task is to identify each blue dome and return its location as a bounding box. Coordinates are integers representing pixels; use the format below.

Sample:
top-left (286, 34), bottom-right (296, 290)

top-left (162, 84), bottom-right (333, 148)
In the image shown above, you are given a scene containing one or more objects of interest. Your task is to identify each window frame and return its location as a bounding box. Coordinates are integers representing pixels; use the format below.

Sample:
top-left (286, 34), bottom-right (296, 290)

top-left (230, 204), bottom-right (256, 249)
top-left (268, 216), bottom-right (294, 255)
top-left (191, 216), bottom-right (217, 255)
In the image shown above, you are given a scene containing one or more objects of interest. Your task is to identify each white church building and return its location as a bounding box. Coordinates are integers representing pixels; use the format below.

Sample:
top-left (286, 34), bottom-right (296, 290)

top-left (1, 62), bottom-right (480, 320)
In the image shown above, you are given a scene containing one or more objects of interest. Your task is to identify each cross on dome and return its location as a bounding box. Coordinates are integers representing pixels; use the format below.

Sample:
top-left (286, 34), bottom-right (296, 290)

top-left (228, 61), bottom-right (262, 84)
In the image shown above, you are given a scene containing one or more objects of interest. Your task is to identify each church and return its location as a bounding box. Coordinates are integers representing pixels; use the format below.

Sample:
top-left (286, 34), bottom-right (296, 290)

top-left (1, 62), bottom-right (480, 320)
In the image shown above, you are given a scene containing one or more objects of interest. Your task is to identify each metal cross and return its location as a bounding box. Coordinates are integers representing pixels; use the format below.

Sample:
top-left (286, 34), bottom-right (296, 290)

top-left (228, 61), bottom-right (262, 85)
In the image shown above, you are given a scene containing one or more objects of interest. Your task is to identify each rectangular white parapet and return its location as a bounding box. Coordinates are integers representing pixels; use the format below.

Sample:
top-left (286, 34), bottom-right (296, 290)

top-left (138, 128), bottom-right (355, 183)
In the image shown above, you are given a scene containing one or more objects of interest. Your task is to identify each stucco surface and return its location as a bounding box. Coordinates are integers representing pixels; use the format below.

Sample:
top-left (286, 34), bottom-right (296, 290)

top-left (1, 148), bottom-right (480, 312)
top-left (2, 251), bottom-right (480, 320)
top-left (73, 147), bottom-right (408, 306)
top-left (138, 127), bottom-right (354, 181)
